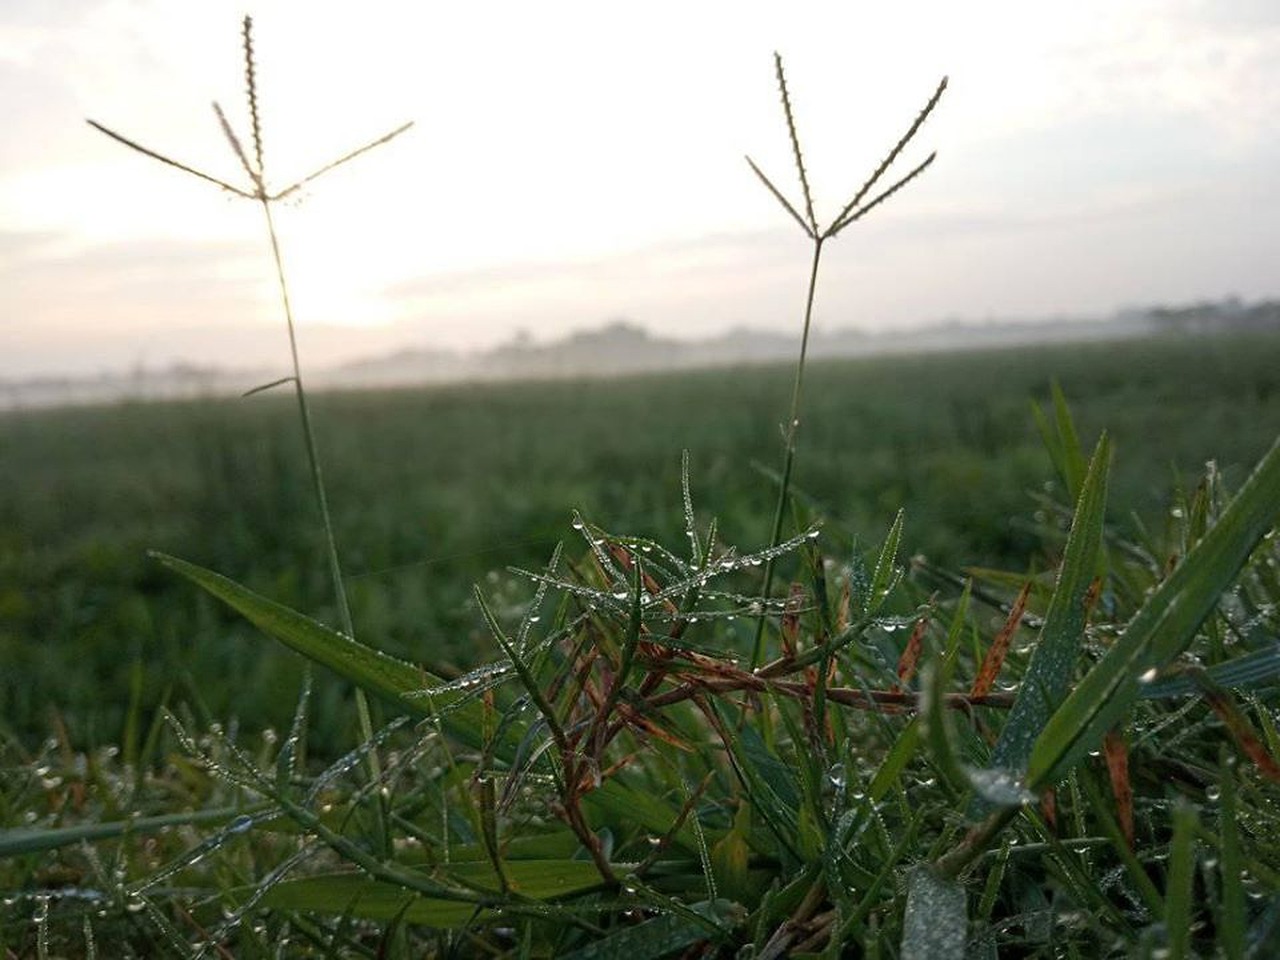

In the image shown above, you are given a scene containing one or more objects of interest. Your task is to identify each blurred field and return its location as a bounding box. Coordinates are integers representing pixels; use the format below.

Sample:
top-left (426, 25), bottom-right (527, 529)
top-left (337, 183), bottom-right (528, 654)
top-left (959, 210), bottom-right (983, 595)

top-left (2, 331), bottom-right (1277, 754)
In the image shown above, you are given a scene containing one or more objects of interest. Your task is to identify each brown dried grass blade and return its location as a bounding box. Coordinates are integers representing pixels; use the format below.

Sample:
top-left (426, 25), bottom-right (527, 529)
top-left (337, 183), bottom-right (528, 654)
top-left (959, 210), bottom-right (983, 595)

top-left (1103, 730), bottom-right (1135, 849)
top-left (781, 583), bottom-right (805, 658)
top-left (615, 704), bottom-right (691, 751)
top-left (896, 614), bottom-right (929, 689)
top-left (1199, 682), bottom-right (1280, 783)
top-left (971, 582), bottom-right (1032, 698)
top-left (1040, 787), bottom-right (1058, 832)
top-left (85, 120), bottom-right (255, 199)
top-left (835, 578), bottom-right (851, 634)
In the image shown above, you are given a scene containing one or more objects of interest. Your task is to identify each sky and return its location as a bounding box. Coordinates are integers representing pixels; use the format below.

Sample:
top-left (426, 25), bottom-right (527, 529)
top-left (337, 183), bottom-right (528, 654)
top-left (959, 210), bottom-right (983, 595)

top-left (2, 1), bottom-right (1278, 377)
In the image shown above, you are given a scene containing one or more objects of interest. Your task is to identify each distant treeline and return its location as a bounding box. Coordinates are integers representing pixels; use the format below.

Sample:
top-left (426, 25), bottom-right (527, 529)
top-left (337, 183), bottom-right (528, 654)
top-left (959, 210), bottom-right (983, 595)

top-left (1144, 297), bottom-right (1280, 333)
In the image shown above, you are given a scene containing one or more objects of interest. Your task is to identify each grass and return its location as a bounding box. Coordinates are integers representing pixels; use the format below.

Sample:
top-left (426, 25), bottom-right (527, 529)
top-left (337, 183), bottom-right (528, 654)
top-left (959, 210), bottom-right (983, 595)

top-left (2, 21), bottom-right (1279, 958)
top-left (4, 335), bottom-right (1278, 756)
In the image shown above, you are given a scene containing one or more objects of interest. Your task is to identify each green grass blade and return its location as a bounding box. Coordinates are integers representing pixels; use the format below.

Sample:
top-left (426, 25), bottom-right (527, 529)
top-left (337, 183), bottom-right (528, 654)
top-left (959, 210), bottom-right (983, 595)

top-left (976, 840), bottom-right (1011, 922)
top-left (901, 865), bottom-right (967, 960)
top-left (1137, 645), bottom-right (1280, 699)
top-left (559, 898), bottom-right (742, 960)
top-left (0, 805), bottom-right (273, 858)
top-left (1218, 752), bottom-right (1245, 960)
top-left (259, 861), bottom-right (610, 928)
top-left (1030, 382), bottom-right (1088, 500)
top-left (474, 586), bottom-right (566, 751)
top-left (153, 558), bottom-right (695, 841)
top-left (1028, 435), bottom-right (1280, 789)
top-left (988, 433), bottom-right (1111, 778)
top-left (151, 551), bottom-right (491, 751)
top-left (1051, 382), bottom-right (1087, 500)
top-left (1076, 769), bottom-right (1163, 914)
top-left (591, 780), bottom-right (707, 854)
top-left (921, 662), bottom-right (968, 796)
top-left (868, 718), bottom-right (921, 803)
top-left (868, 509), bottom-right (905, 614)
top-left (1165, 801), bottom-right (1197, 960)
top-left (709, 700), bottom-right (800, 855)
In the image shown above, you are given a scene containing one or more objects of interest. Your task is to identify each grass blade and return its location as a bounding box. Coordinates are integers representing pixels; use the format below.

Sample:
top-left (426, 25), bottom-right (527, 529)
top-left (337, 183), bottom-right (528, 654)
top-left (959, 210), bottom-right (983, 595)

top-left (156, 552), bottom-right (700, 850)
top-left (1028, 435), bottom-right (1280, 789)
top-left (1165, 801), bottom-right (1197, 960)
top-left (1102, 731), bottom-right (1134, 850)
top-left (0, 805), bottom-right (273, 858)
top-left (559, 898), bottom-right (742, 960)
top-left (1218, 751), bottom-right (1246, 960)
top-left (868, 509), bottom-right (905, 615)
top-left (1195, 674), bottom-right (1280, 782)
top-left (988, 433), bottom-right (1111, 778)
top-left (151, 551), bottom-right (491, 749)
top-left (260, 860), bottom-right (609, 928)
top-left (1051, 382), bottom-right (1087, 500)
top-left (1136, 644), bottom-right (1280, 699)
top-left (970, 582), bottom-right (1030, 698)
top-left (921, 662), bottom-right (968, 796)
top-left (901, 866), bottom-right (967, 960)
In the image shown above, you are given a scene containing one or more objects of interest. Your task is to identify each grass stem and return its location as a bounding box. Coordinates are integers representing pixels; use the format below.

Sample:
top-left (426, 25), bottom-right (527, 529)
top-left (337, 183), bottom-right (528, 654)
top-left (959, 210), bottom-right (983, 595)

top-left (751, 238), bottom-right (825, 669)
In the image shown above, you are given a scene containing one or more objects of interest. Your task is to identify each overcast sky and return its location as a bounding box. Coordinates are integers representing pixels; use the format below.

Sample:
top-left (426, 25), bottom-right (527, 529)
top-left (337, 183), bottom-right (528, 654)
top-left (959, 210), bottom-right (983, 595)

top-left (2, 1), bottom-right (1278, 376)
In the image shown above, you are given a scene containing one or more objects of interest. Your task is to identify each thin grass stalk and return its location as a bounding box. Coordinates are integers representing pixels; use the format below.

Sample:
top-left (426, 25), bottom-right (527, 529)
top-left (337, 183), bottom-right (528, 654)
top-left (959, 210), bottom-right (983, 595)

top-left (743, 57), bottom-right (942, 674)
top-left (258, 203), bottom-right (352, 638)
top-left (751, 238), bottom-right (825, 669)
top-left (90, 17), bottom-right (410, 849)
top-left (248, 65), bottom-right (381, 800)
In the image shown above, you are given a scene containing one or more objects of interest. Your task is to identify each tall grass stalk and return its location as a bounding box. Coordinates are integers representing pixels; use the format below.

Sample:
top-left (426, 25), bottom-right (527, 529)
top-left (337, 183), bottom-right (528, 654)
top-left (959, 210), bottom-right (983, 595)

top-left (87, 17), bottom-right (412, 760)
top-left (746, 54), bottom-right (946, 668)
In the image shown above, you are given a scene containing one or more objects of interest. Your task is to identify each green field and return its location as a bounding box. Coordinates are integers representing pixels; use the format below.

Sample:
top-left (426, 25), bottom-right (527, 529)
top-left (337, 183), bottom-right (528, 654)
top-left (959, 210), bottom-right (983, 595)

top-left (3, 331), bottom-right (1278, 755)
top-left (4, 329), bottom-right (1280, 958)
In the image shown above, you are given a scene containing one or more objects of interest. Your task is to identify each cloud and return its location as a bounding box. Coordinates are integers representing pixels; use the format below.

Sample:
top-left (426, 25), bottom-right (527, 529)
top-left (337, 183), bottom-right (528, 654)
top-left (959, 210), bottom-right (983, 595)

top-left (2, 234), bottom-right (267, 371)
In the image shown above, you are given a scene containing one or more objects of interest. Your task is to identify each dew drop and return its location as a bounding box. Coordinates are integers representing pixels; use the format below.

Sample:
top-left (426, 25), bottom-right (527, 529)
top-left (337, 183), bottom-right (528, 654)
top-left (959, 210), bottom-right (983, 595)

top-left (228, 815), bottom-right (253, 835)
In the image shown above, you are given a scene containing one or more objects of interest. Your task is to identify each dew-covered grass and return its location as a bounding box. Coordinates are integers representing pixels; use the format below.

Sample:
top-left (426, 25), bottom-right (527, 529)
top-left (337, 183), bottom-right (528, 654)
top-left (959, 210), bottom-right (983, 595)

top-left (3, 331), bottom-right (1280, 956)
top-left (2, 333), bottom-right (1276, 756)
top-left (3, 20), bottom-right (1279, 955)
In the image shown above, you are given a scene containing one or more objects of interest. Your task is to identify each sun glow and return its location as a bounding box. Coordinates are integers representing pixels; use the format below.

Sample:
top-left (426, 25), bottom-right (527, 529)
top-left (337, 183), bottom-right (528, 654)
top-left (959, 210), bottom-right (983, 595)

top-left (3, 1), bottom-right (1279, 376)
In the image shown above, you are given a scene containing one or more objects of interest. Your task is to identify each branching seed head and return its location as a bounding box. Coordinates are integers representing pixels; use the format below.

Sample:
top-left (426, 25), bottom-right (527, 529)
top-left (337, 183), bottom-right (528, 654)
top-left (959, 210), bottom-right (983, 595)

top-left (747, 53), bottom-right (947, 241)
top-left (87, 17), bottom-right (412, 205)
